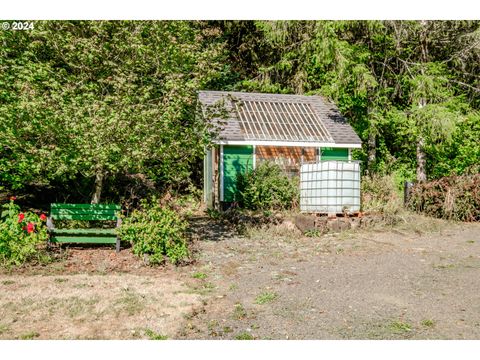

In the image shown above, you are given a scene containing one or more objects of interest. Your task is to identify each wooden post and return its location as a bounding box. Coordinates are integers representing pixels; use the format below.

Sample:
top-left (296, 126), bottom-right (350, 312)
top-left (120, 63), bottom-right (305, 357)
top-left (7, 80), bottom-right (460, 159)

top-left (116, 216), bottom-right (122, 253)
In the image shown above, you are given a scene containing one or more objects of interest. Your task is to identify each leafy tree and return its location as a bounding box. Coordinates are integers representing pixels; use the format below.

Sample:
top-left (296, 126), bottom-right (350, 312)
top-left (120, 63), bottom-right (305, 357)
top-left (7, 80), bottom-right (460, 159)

top-left (0, 21), bottom-right (226, 202)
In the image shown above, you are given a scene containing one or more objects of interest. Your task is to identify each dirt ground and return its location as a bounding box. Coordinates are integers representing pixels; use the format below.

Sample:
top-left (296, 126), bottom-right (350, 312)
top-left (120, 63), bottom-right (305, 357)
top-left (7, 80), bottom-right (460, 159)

top-left (1, 214), bottom-right (479, 340)
top-left (180, 215), bottom-right (480, 340)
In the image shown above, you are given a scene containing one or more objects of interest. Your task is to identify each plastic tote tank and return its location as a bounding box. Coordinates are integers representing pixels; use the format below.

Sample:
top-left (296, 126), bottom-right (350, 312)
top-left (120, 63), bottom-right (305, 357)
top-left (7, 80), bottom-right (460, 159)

top-left (300, 161), bottom-right (361, 214)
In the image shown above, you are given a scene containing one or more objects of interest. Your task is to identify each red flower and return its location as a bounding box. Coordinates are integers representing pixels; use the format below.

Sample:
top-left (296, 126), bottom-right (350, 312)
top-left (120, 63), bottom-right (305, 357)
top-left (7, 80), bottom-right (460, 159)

top-left (27, 222), bottom-right (35, 234)
top-left (40, 214), bottom-right (47, 221)
top-left (18, 213), bottom-right (25, 223)
top-left (10, 196), bottom-right (17, 201)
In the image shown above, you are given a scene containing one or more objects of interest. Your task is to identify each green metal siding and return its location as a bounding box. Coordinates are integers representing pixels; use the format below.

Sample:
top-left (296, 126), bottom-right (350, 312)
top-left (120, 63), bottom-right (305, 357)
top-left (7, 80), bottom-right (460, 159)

top-left (222, 145), bottom-right (253, 202)
top-left (321, 148), bottom-right (349, 161)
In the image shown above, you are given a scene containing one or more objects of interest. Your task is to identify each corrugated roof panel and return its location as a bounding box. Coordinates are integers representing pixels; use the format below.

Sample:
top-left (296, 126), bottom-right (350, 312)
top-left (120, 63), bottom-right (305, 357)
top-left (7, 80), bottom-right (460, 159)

top-left (236, 100), bottom-right (333, 142)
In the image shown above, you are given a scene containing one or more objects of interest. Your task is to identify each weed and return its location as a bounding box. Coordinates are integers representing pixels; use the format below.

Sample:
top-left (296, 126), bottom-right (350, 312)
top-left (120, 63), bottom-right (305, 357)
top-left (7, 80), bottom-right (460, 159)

top-left (235, 331), bottom-right (254, 340)
top-left (389, 321), bottom-right (412, 334)
top-left (421, 319), bottom-right (435, 328)
top-left (192, 272), bottom-right (208, 279)
top-left (223, 326), bottom-right (233, 334)
top-left (232, 303), bottom-right (247, 320)
top-left (466, 240), bottom-right (475, 244)
top-left (229, 284), bottom-right (238, 291)
top-left (207, 320), bottom-right (219, 331)
top-left (1, 280), bottom-right (15, 286)
top-left (255, 291), bottom-right (278, 305)
top-left (54, 278), bottom-right (68, 283)
top-left (144, 329), bottom-right (168, 340)
top-left (305, 229), bottom-right (321, 237)
top-left (0, 323), bottom-right (10, 335)
top-left (19, 331), bottom-right (40, 340)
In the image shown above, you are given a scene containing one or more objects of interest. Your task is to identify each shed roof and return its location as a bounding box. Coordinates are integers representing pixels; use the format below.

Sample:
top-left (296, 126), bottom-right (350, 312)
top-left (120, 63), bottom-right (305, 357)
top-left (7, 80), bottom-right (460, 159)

top-left (198, 91), bottom-right (362, 148)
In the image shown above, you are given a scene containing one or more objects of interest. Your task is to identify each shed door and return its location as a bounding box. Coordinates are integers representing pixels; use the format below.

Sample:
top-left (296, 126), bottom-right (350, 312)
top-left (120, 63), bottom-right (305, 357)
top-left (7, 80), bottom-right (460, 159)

top-left (222, 145), bottom-right (253, 202)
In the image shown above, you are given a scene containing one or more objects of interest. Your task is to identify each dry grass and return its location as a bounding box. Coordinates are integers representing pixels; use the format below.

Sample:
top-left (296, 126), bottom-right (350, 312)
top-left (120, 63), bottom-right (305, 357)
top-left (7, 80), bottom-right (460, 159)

top-left (0, 274), bottom-right (202, 339)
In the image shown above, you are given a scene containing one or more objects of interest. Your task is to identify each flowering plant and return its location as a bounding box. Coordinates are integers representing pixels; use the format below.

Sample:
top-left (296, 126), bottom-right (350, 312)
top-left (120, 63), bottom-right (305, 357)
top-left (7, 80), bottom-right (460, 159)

top-left (0, 198), bottom-right (49, 266)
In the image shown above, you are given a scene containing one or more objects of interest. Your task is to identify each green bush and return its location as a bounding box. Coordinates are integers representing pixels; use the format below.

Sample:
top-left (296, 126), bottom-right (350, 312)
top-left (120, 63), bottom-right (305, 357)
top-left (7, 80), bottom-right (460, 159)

top-left (0, 198), bottom-right (49, 266)
top-left (236, 162), bottom-right (299, 211)
top-left (118, 197), bottom-right (188, 265)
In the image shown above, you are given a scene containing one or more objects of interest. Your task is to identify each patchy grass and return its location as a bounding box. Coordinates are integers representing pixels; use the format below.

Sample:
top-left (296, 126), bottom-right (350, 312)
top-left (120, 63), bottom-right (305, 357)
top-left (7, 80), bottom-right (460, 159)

top-left (114, 288), bottom-right (145, 316)
top-left (192, 272), bottom-right (208, 279)
top-left (466, 240), bottom-right (475, 244)
top-left (1, 280), bottom-right (15, 286)
top-left (421, 319), bottom-right (435, 328)
top-left (255, 291), bottom-right (278, 305)
top-left (232, 303), bottom-right (247, 320)
top-left (144, 329), bottom-right (168, 340)
top-left (389, 320), bottom-right (413, 335)
top-left (19, 331), bottom-right (40, 340)
top-left (54, 278), bottom-right (68, 283)
top-left (0, 324), bottom-right (10, 335)
top-left (234, 331), bottom-right (254, 340)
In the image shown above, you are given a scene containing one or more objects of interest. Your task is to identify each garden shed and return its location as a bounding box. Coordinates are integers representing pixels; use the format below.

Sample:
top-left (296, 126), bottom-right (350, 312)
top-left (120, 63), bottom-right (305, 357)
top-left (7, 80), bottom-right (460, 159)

top-left (198, 91), bottom-right (362, 210)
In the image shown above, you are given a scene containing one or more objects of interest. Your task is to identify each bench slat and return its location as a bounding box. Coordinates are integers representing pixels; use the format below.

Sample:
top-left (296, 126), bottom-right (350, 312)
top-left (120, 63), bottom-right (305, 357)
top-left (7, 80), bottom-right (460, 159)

top-left (50, 236), bottom-right (117, 244)
top-left (51, 208), bottom-right (118, 216)
top-left (51, 214), bottom-right (118, 221)
top-left (51, 203), bottom-right (121, 210)
top-left (50, 228), bottom-right (116, 236)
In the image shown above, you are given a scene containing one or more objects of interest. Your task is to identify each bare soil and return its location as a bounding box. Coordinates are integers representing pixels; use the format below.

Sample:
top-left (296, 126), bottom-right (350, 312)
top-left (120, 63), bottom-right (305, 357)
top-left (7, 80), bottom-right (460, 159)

top-left (179, 215), bottom-right (480, 339)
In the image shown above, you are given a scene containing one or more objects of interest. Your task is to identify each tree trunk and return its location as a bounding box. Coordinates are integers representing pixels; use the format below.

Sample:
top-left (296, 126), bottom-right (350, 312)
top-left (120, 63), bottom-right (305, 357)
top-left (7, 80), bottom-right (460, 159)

top-left (416, 97), bottom-right (427, 183)
top-left (416, 135), bottom-right (427, 183)
top-left (91, 170), bottom-right (104, 204)
top-left (413, 21), bottom-right (429, 184)
top-left (367, 129), bottom-right (376, 174)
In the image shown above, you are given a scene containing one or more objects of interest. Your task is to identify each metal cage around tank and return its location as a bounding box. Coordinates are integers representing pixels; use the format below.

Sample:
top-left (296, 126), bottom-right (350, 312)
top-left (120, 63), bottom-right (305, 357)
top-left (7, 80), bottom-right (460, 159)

top-left (300, 160), bottom-right (361, 214)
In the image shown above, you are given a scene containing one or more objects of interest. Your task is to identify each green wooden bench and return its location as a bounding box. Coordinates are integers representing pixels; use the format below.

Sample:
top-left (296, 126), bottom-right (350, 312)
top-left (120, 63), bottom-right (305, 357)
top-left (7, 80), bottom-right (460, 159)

top-left (47, 203), bottom-right (122, 252)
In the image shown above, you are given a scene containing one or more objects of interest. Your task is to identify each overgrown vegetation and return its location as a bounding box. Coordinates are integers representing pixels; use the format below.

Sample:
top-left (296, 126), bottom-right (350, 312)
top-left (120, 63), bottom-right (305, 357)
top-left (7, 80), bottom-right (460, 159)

top-left (408, 173), bottom-right (480, 221)
top-left (117, 197), bottom-right (189, 265)
top-left (236, 162), bottom-right (299, 211)
top-left (361, 174), bottom-right (403, 216)
top-left (0, 198), bottom-right (49, 266)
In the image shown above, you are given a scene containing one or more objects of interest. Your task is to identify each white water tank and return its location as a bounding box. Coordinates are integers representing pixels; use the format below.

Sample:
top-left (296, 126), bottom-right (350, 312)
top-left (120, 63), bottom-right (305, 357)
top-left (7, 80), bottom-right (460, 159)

top-left (300, 161), bottom-right (361, 214)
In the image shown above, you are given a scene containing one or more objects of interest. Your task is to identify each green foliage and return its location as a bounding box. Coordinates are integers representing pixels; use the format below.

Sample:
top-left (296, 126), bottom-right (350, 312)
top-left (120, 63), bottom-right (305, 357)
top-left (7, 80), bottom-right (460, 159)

top-left (0, 199), bottom-right (49, 266)
top-left (117, 197), bottom-right (188, 265)
top-left (408, 174), bottom-right (480, 221)
top-left (0, 21), bottom-right (227, 201)
top-left (236, 162), bottom-right (299, 211)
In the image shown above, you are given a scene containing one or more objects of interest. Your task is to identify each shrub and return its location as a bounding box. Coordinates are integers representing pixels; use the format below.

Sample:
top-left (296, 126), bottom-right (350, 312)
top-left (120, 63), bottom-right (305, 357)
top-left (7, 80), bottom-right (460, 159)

top-left (361, 173), bottom-right (403, 215)
top-left (408, 173), bottom-right (480, 221)
top-left (0, 198), bottom-right (49, 266)
top-left (118, 197), bottom-right (188, 265)
top-left (236, 162), bottom-right (299, 211)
